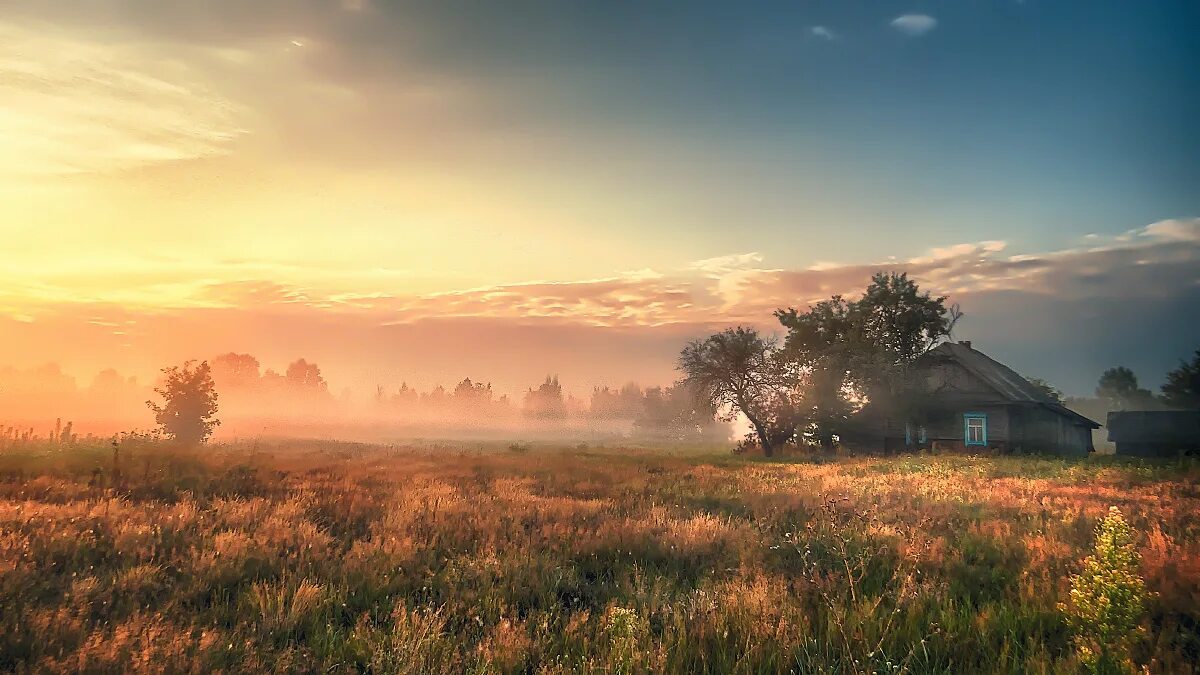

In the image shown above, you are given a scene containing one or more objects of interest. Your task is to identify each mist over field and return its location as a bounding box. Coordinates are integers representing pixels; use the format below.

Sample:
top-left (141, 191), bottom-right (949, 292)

top-left (0, 355), bottom-right (733, 444)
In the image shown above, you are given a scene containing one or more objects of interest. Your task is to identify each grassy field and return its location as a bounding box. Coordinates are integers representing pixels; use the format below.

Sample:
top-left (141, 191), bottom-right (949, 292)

top-left (0, 440), bottom-right (1197, 674)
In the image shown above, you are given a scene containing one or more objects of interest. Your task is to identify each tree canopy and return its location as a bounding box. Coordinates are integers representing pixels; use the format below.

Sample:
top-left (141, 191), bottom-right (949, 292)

top-left (1161, 350), bottom-right (1200, 410)
top-left (1096, 367), bottom-right (1155, 410)
top-left (678, 327), bottom-right (801, 456)
top-left (774, 272), bottom-right (959, 448)
top-left (146, 360), bottom-right (220, 445)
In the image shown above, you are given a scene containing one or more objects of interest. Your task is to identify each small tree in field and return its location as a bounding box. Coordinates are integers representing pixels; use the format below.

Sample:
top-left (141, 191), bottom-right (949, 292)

top-left (1060, 506), bottom-right (1150, 674)
top-left (147, 360), bottom-right (220, 445)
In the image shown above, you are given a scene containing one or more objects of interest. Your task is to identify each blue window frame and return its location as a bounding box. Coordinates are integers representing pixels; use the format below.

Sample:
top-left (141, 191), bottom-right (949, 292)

top-left (964, 413), bottom-right (987, 446)
top-left (918, 426), bottom-right (927, 444)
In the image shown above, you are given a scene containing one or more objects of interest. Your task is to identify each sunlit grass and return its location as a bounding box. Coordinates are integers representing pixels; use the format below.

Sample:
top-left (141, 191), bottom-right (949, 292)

top-left (0, 440), bottom-right (1196, 673)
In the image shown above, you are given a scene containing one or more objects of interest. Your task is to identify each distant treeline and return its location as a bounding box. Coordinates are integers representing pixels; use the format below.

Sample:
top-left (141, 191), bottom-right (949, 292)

top-left (0, 353), bottom-right (731, 441)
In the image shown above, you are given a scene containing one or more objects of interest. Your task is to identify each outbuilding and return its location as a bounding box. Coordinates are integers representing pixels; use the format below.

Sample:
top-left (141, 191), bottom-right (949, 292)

top-left (1106, 410), bottom-right (1200, 456)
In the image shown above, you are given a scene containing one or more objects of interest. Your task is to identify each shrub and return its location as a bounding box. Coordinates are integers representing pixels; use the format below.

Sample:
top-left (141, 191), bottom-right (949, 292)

top-left (1060, 506), bottom-right (1151, 673)
top-left (604, 606), bottom-right (649, 674)
top-left (146, 360), bottom-right (220, 445)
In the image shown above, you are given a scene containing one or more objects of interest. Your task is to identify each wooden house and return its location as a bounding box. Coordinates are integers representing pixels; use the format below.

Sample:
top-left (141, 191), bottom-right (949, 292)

top-left (843, 341), bottom-right (1100, 455)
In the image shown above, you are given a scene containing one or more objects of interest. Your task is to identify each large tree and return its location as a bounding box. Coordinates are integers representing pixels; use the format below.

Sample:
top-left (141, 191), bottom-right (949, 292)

top-left (775, 296), bottom-right (859, 450)
top-left (1161, 350), bottom-right (1200, 409)
top-left (679, 327), bottom-right (802, 457)
top-left (776, 272), bottom-right (959, 449)
top-left (855, 272), bottom-right (959, 365)
top-left (147, 360), bottom-right (220, 445)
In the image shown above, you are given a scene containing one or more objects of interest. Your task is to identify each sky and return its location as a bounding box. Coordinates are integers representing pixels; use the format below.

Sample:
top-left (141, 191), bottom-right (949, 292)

top-left (1, 0), bottom-right (1198, 399)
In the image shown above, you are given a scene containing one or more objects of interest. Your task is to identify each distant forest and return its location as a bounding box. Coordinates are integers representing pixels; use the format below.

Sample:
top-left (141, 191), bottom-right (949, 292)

top-left (0, 353), bottom-right (730, 442)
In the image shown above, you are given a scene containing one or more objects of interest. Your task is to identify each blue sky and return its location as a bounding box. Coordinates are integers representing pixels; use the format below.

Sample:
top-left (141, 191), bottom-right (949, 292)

top-left (346, 0), bottom-right (1200, 259)
top-left (1, 0), bottom-right (1198, 397)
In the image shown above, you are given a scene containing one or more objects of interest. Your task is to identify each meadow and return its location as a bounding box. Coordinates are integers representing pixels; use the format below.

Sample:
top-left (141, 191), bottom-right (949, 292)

top-left (0, 439), bottom-right (1197, 674)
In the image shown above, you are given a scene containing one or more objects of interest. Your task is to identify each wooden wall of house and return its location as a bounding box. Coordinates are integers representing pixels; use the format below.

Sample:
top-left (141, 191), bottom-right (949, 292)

top-left (844, 404), bottom-right (1014, 454)
top-left (924, 405), bottom-right (1009, 441)
top-left (1010, 407), bottom-right (1092, 456)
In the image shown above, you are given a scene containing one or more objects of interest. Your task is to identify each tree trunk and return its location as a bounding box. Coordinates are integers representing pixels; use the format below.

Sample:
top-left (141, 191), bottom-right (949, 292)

top-left (749, 419), bottom-right (774, 458)
top-left (819, 431), bottom-right (835, 453)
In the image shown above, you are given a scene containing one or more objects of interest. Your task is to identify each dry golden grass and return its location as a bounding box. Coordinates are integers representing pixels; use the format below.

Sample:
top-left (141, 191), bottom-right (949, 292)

top-left (0, 441), bottom-right (1196, 673)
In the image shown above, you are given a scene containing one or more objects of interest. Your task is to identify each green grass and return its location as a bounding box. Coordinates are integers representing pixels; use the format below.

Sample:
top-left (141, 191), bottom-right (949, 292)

top-left (0, 440), bottom-right (1197, 673)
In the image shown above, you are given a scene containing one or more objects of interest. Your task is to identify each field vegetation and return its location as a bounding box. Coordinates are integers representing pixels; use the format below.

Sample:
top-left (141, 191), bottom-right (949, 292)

top-left (1, 440), bottom-right (1197, 673)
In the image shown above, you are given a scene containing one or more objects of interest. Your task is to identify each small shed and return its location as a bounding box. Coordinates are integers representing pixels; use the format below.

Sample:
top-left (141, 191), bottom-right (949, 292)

top-left (1106, 411), bottom-right (1200, 456)
top-left (843, 341), bottom-right (1101, 455)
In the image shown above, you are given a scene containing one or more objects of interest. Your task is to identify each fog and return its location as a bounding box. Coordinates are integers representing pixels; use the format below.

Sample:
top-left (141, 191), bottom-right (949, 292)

top-left (0, 354), bottom-right (732, 445)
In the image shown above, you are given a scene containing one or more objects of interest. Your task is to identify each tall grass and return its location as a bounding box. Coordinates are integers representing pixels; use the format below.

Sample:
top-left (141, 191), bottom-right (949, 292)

top-left (0, 440), bottom-right (1196, 673)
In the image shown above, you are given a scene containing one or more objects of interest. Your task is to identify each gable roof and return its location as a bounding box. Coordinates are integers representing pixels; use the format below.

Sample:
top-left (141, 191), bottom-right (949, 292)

top-left (926, 342), bottom-right (1101, 428)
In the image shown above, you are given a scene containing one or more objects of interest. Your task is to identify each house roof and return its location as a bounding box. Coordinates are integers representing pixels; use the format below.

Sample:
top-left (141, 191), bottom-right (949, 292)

top-left (926, 342), bottom-right (1101, 428)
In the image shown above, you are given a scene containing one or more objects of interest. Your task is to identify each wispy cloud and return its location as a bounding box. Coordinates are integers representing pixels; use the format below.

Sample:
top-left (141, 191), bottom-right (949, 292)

top-left (890, 14), bottom-right (938, 37)
top-left (810, 26), bottom-right (837, 41)
top-left (0, 20), bottom-right (248, 177)
top-left (3, 219), bottom-right (1197, 395)
top-left (5, 219), bottom-right (1198, 328)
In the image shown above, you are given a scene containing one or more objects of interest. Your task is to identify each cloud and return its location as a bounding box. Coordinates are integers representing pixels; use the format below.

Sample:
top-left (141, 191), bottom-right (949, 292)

top-left (688, 253), bottom-right (764, 275)
top-left (0, 20), bottom-right (248, 177)
top-left (7, 219), bottom-right (1198, 330)
top-left (1140, 218), bottom-right (1200, 242)
top-left (810, 26), bottom-right (837, 41)
top-left (890, 14), bottom-right (938, 37)
top-left (3, 219), bottom-right (1197, 396)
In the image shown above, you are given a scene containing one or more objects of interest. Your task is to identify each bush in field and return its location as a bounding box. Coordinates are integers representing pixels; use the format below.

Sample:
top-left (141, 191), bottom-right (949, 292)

top-left (1060, 506), bottom-right (1150, 674)
top-left (604, 606), bottom-right (649, 674)
top-left (146, 360), bottom-right (220, 445)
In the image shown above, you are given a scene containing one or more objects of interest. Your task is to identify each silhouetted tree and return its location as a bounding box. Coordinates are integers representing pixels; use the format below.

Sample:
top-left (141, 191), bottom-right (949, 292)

top-left (590, 382), bottom-right (644, 420)
top-left (1027, 376), bottom-right (1064, 404)
top-left (211, 352), bottom-right (261, 389)
top-left (634, 382), bottom-right (727, 441)
top-left (776, 272), bottom-right (959, 449)
top-left (146, 360), bottom-right (219, 445)
top-left (1096, 367), bottom-right (1153, 410)
top-left (679, 327), bottom-right (802, 456)
top-left (453, 377), bottom-right (493, 404)
top-left (394, 382), bottom-right (419, 406)
top-left (523, 375), bottom-right (567, 420)
top-left (855, 272), bottom-right (960, 365)
top-left (285, 358), bottom-right (327, 391)
top-left (776, 296), bottom-right (858, 450)
top-left (1161, 350), bottom-right (1200, 410)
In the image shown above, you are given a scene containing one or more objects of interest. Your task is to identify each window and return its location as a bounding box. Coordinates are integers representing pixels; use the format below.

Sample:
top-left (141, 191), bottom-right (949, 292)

top-left (918, 426), bottom-right (927, 444)
top-left (964, 413), bottom-right (987, 446)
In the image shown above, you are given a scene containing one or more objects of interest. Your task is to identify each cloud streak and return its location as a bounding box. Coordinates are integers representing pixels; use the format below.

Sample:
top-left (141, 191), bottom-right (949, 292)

top-left (810, 26), bottom-right (837, 41)
top-left (2, 219), bottom-right (1196, 396)
top-left (890, 14), bottom-right (938, 37)
top-left (0, 20), bottom-right (248, 177)
top-left (8, 219), bottom-right (1195, 329)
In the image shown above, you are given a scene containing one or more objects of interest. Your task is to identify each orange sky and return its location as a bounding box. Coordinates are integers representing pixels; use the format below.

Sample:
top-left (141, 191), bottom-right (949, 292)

top-left (1, 5), bottom-right (1197, 405)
